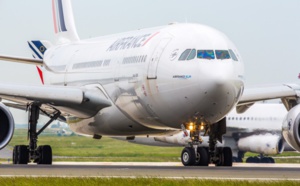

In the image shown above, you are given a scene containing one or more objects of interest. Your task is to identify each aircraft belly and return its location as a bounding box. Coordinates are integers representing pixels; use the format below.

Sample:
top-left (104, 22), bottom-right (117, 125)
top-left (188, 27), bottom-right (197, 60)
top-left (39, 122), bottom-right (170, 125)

top-left (68, 101), bottom-right (172, 136)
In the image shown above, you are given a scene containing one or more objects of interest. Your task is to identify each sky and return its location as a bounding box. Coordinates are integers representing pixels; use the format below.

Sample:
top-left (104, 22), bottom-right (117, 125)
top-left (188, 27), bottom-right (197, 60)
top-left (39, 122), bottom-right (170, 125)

top-left (0, 0), bottom-right (300, 121)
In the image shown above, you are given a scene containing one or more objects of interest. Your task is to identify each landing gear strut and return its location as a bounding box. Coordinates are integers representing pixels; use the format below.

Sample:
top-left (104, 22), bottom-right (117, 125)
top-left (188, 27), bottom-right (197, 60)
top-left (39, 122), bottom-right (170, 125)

top-left (13, 102), bottom-right (61, 165)
top-left (180, 117), bottom-right (232, 166)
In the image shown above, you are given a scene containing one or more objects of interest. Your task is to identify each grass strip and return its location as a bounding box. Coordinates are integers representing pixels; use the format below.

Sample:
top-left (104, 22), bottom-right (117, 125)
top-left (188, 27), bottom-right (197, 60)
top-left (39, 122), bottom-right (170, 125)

top-left (0, 177), bottom-right (300, 186)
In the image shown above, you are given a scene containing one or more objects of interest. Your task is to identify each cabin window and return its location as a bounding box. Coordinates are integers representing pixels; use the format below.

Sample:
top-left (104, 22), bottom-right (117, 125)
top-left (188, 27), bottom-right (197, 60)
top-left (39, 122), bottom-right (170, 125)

top-left (215, 50), bottom-right (230, 60)
top-left (187, 49), bottom-right (196, 60)
top-left (178, 49), bottom-right (191, 61)
top-left (229, 49), bottom-right (238, 61)
top-left (197, 50), bottom-right (215, 59)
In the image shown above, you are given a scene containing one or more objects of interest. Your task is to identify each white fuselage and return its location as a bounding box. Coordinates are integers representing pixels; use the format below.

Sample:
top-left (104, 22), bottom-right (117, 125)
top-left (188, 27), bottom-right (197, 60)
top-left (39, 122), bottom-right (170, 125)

top-left (42, 23), bottom-right (244, 136)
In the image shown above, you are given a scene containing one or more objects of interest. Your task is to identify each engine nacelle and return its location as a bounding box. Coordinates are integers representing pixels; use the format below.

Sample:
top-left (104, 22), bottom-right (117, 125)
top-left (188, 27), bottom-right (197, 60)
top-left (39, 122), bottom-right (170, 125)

top-left (237, 133), bottom-right (284, 155)
top-left (282, 104), bottom-right (300, 152)
top-left (0, 102), bottom-right (15, 150)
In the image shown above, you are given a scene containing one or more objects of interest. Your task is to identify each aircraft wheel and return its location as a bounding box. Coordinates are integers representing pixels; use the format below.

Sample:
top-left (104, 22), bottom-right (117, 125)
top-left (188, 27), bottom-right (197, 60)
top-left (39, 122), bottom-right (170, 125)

top-left (12, 146), bottom-right (18, 164)
top-left (195, 147), bottom-right (209, 166)
top-left (37, 145), bottom-right (52, 165)
top-left (216, 147), bottom-right (233, 166)
top-left (13, 145), bottom-right (29, 164)
top-left (261, 157), bottom-right (275, 163)
top-left (181, 147), bottom-right (196, 166)
top-left (269, 157), bottom-right (275, 163)
top-left (246, 157), bottom-right (254, 163)
top-left (222, 147), bottom-right (233, 166)
top-left (253, 156), bottom-right (260, 163)
top-left (261, 157), bottom-right (274, 163)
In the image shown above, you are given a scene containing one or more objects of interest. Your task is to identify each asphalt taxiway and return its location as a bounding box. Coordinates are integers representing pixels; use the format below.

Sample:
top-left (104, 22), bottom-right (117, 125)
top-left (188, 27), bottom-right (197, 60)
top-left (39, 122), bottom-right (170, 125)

top-left (1, 162), bottom-right (300, 180)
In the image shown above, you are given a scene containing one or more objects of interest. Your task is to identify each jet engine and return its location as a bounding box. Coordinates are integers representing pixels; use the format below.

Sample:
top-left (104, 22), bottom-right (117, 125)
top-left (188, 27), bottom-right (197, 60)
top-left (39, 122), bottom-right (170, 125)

top-left (237, 134), bottom-right (284, 155)
top-left (282, 104), bottom-right (300, 152)
top-left (0, 102), bottom-right (15, 150)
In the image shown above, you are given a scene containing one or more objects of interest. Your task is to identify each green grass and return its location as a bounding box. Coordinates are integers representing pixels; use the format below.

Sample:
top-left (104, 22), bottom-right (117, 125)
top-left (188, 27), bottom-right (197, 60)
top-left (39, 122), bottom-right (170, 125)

top-left (245, 151), bottom-right (300, 157)
top-left (8, 129), bottom-right (182, 162)
top-left (0, 178), bottom-right (299, 186)
top-left (6, 129), bottom-right (300, 163)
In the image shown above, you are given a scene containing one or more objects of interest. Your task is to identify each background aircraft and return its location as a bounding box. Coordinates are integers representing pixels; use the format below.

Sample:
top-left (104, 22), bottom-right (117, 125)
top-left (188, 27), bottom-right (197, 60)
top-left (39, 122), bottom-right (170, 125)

top-left (115, 103), bottom-right (293, 163)
top-left (0, 0), bottom-right (300, 167)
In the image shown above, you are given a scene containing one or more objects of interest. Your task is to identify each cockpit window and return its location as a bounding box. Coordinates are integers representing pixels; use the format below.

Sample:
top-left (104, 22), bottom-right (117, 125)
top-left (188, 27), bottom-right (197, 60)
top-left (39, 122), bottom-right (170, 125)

top-left (197, 50), bottom-right (215, 59)
top-left (215, 50), bottom-right (230, 60)
top-left (178, 49), bottom-right (191, 61)
top-left (229, 49), bottom-right (238, 61)
top-left (187, 49), bottom-right (196, 60)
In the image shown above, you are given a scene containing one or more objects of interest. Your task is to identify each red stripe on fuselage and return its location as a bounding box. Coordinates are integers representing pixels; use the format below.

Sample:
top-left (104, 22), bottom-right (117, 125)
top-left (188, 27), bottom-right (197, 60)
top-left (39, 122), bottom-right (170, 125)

top-left (52, 0), bottom-right (58, 34)
top-left (142, 32), bottom-right (160, 46)
top-left (36, 66), bottom-right (44, 85)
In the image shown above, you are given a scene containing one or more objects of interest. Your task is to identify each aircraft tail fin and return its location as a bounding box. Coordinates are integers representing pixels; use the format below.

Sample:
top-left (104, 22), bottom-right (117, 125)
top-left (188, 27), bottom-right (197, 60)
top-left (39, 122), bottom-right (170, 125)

top-left (27, 40), bottom-right (53, 59)
top-left (52, 0), bottom-right (80, 44)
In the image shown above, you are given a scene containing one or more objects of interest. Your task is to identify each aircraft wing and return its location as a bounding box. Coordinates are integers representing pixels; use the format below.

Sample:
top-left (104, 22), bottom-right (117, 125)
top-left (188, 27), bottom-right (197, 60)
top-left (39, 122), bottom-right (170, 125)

top-left (0, 83), bottom-right (111, 119)
top-left (0, 54), bottom-right (43, 65)
top-left (237, 84), bottom-right (300, 113)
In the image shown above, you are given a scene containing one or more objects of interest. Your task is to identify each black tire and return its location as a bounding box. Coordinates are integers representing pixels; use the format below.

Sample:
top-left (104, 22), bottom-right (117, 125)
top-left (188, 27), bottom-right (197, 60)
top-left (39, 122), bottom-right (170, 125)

top-left (195, 147), bottom-right (209, 166)
top-left (261, 157), bottom-right (273, 163)
top-left (12, 146), bottom-right (18, 164)
top-left (181, 147), bottom-right (196, 166)
top-left (14, 145), bottom-right (29, 164)
top-left (215, 147), bottom-right (223, 166)
top-left (222, 147), bottom-right (232, 166)
top-left (246, 157), bottom-right (254, 163)
top-left (37, 145), bottom-right (52, 165)
top-left (216, 147), bottom-right (232, 166)
top-left (253, 156), bottom-right (260, 163)
top-left (269, 157), bottom-right (275, 163)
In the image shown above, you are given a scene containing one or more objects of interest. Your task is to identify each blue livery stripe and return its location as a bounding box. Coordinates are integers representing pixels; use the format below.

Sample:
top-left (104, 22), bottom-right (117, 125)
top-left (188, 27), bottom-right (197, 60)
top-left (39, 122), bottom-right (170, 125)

top-left (28, 42), bottom-right (43, 60)
top-left (57, 0), bottom-right (67, 32)
top-left (32, 41), bottom-right (47, 54)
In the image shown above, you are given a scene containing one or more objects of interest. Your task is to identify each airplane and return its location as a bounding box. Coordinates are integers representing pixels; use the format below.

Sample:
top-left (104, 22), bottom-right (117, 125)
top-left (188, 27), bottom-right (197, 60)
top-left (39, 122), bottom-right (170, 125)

top-left (114, 103), bottom-right (289, 163)
top-left (0, 0), bottom-right (300, 167)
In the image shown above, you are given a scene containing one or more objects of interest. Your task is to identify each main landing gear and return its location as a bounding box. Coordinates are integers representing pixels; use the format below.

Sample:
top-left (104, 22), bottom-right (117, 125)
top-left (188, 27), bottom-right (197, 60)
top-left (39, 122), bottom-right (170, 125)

top-left (246, 154), bottom-right (275, 163)
top-left (13, 102), bottom-right (61, 165)
top-left (180, 117), bottom-right (232, 166)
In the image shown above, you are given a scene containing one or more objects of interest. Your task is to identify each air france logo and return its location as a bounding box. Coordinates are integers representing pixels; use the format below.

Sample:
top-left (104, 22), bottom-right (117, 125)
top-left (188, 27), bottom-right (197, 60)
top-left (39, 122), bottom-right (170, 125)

top-left (107, 32), bottom-right (159, 51)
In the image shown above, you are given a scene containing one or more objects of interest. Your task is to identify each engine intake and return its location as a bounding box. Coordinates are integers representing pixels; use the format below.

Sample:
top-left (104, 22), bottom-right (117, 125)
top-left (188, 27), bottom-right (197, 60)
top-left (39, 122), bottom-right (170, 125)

top-left (0, 103), bottom-right (15, 150)
top-left (282, 104), bottom-right (300, 152)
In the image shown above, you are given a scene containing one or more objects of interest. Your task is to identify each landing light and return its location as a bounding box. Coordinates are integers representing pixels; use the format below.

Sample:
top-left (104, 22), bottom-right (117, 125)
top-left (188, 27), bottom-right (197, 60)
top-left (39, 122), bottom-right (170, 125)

top-left (200, 125), bottom-right (204, 130)
top-left (188, 123), bottom-right (194, 131)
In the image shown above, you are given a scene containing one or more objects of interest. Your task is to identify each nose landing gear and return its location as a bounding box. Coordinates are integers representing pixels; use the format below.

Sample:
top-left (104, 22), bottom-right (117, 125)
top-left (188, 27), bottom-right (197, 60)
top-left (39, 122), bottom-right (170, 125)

top-left (180, 117), bottom-right (233, 166)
